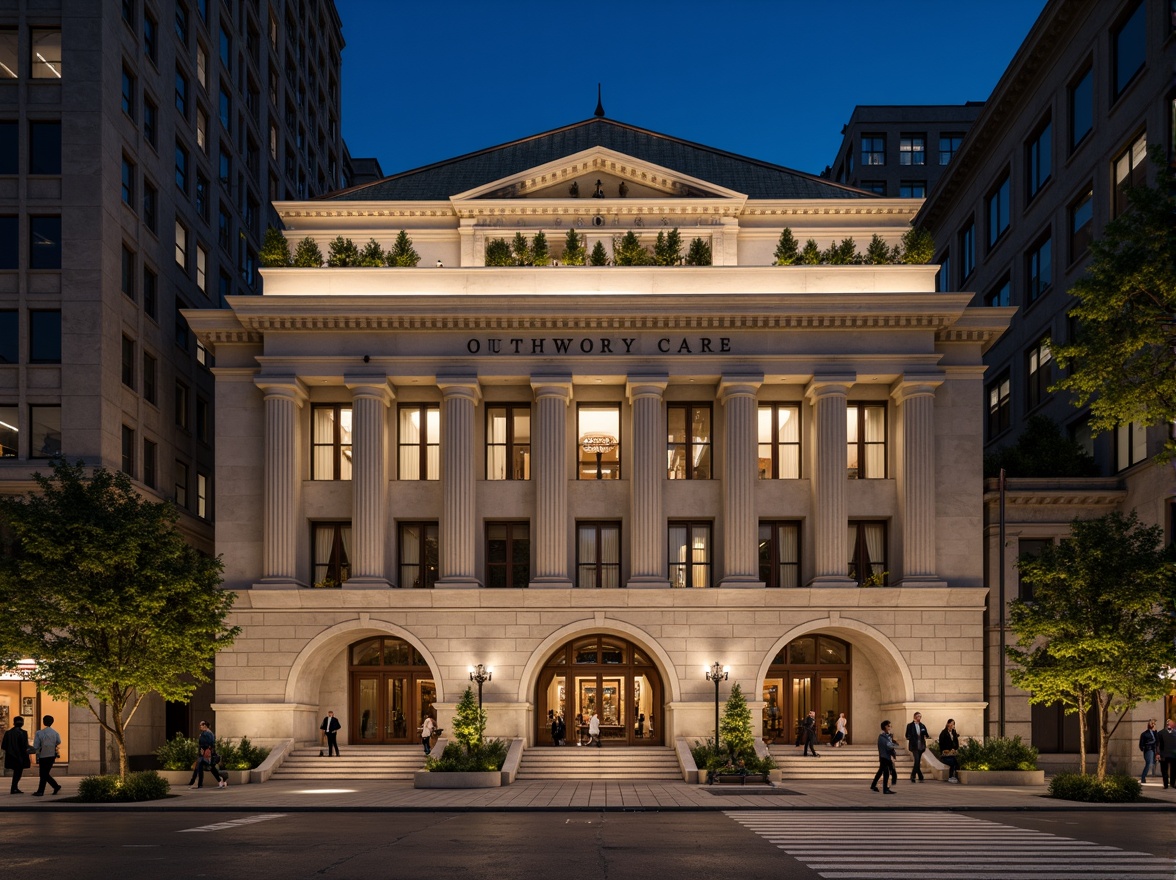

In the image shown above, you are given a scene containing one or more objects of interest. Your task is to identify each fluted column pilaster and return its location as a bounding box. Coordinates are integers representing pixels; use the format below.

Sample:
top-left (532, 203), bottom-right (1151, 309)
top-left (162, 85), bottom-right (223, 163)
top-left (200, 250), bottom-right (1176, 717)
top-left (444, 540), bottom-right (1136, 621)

top-left (719, 375), bottom-right (764, 588)
top-left (807, 375), bottom-right (856, 587)
top-left (255, 377), bottom-right (307, 586)
top-left (436, 376), bottom-right (481, 588)
top-left (893, 376), bottom-right (946, 587)
top-left (530, 375), bottom-right (573, 588)
top-left (345, 376), bottom-right (393, 589)
top-left (626, 376), bottom-right (670, 588)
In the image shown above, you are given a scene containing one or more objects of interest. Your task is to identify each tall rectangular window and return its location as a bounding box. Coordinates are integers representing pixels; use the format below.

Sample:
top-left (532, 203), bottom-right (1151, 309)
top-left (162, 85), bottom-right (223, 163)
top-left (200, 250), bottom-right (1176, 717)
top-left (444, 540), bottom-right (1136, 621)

top-left (668, 522), bottom-right (711, 589)
top-left (121, 335), bottom-right (135, 389)
top-left (0, 405), bottom-right (16, 457)
top-left (1026, 337), bottom-right (1052, 410)
top-left (143, 439), bottom-right (157, 488)
top-left (987, 173), bottom-right (1011, 246)
top-left (30, 30), bottom-right (62, 79)
top-left (196, 107), bottom-right (207, 152)
top-left (29, 121), bottom-right (61, 175)
top-left (195, 244), bottom-right (207, 293)
top-left (848, 521), bottom-right (887, 585)
top-left (143, 351), bottom-right (156, 404)
top-left (143, 266), bottom-right (157, 318)
top-left (175, 68), bottom-right (188, 117)
top-left (174, 141), bottom-right (188, 192)
top-left (0, 121), bottom-right (16, 173)
top-left (121, 156), bottom-right (135, 206)
top-left (577, 404), bottom-right (620, 480)
top-left (667, 403), bottom-right (711, 479)
top-left (959, 221), bottom-right (975, 281)
top-left (143, 13), bottom-right (158, 64)
top-left (121, 66), bottom-right (136, 119)
top-left (29, 405), bottom-right (60, 458)
top-left (1070, 66), bottom-right (1093, 151)
top-left (1116, 422), bottom-right (1148, 471)
top-left (757, 403), bottom-right (800, 479)
top-left (196, 43), bottom-right (208, 88)
top-left (174, 2), bottom-right (189, 43)
top-left (196, 472), bottom-right (208, 518)
top-left (1112, 2), bottom-right (1146, 99)
top-left (486, 521), bottom-right (529, 588)
top-left (847, 403), bottom-right (886, 479)
top-left (899, 135), bottom-right (925, 165)
top-left (312, 522), bottom-right (352, 587)
top-left (1070, 188), bottom-right (1093, 261)
top-left (1026, 119), bottom-right (1052, 199)
top-left (0, 310), bottom-right (17, 362)
top-left (29, 216), bottom-right (61, 269)
top-left (1026, 234), bottom-right (1052, 304)
top-left (939, 134), bottom-right (963, 165)
top-left (0, 29), bottom-right (17, 79)
top-left (143, 179), bottom-right (157, 231)
top-left (758, 521), bottom-right (800, 588)
top-left (218, 86), bottom-right (231, 131)
top-left (0, 215), bottom-right (17, 269)
top-left (398, 404), bottom-right (439, 480)
top-left (175, 219), bottom-right (187, 268)
top-left (984, 277), bottom-right (1011, 308)
top-left (121, 244), bottom-right (135, 300)
top-left (174, 380), bottom-right (189, 430)
top-left (899, 180), bottom-right (926, 199)
top-left (219, 24), bottom-right (232, 71)
top-left (861, 134), bottom-right (885, 166)
top-left (1113, 133), bottom-right (1147, 217)
top-left (29, 309), bottom-right (61, 363)
top-left (174, 459), bottom-right (189, 508)
top-left (143, 97), bottom-right (157, 148)
top-left (311, 404), bottom-right (352, 480)
top-left (935, 251), bottom-right (951, 292)
top-left (486, 404), bottom-right (530, 480)
top-left (576, 522), bottom-right (620, 589)
top-left (398, 522), bottom-right (438, 589)
top-left (121, 425), bottom-right (135, 476)
top-left (988, 370), bottom-right (1011, 439)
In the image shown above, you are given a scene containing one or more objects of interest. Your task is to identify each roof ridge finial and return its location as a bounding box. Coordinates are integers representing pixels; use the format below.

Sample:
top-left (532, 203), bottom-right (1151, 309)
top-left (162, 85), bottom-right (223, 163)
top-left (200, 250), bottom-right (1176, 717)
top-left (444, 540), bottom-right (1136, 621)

top-left (594, 83), bottom-right (605, 118)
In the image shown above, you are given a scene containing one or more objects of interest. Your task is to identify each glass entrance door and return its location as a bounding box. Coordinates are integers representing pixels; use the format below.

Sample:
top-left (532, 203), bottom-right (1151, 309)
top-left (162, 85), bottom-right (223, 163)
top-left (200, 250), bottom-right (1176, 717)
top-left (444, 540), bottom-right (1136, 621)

top-left (819, 675), bottom-right (843, 742)
top-left (791, 675), bottom-right (814, 745)
top-left (350, 672), bottom-right (434, 744)
top-left (762, 679), bottom-right (785, 742)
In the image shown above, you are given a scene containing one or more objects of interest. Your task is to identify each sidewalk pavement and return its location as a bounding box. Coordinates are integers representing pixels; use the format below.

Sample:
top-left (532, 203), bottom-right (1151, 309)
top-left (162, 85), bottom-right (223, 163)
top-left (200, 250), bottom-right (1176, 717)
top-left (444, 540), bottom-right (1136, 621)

top-left (4, 776), bottom-right (1175, 812)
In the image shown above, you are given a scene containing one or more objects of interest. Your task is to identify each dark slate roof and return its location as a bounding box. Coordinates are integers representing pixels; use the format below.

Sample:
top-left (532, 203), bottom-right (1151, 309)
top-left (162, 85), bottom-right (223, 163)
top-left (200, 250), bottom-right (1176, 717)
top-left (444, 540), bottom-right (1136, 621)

top-left (324, 118), bottom-right (876, 201)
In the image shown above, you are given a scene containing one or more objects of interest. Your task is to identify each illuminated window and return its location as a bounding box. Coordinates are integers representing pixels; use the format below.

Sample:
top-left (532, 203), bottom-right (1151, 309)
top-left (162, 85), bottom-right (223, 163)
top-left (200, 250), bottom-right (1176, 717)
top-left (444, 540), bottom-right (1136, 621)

top-left (398, 404), bottom-right (439, 480)
top-left (312, 522), bottom-right (351, 587)
top-left (578, 404), bottom-right (620, 480)
top-left (861, 134), bottom-right (885, 166)
top-left (1113, 133), bottom-right (1147, 217)
top-left (988, 371), bottom-right (1011, 439)
top-left (30, 30), bottom-right (61, 79)
top-left (757, 403), bottom-right (800, 479)
top-left (667, 403), bottom-right (711, 479)
top-left (1116, 422), bottom-right (1148, 471)
top-left (847, 403), bottom-right (886, 479)
top-left (759, 521), bottom-right (800, 588)
top-left (899, 135), bottom-right (925, 166)
top-left (311, 404), bottom-right (352, 480)
top-left (486, 404), bottom-right (530, 480)
top-left (668, 522), bottom-right (711, 589)
top-left (577, 522), bottom-right (620, 589)
top-left (1026, 337), bottom-right (1052, 409)
top-left (848, 521), bottom-right (886, 585)
top-left (399, 522), bottom-right (438, 589)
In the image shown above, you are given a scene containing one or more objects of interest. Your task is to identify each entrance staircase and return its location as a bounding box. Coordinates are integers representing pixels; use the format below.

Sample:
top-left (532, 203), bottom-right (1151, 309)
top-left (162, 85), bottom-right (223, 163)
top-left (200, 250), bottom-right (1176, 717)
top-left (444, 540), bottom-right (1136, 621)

top-left (517, 745), bottom-right (682, 781)
top-left (769, 743), bottom-right (915, 780)
top-left (269, 745), bottom-right (427, 781)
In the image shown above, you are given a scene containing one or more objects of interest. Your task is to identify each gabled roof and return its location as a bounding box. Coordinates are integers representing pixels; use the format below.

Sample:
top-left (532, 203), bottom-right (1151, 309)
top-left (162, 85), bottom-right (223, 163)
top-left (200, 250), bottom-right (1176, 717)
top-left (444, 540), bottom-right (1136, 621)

top-left (325, 117), bottom-right (876, 202)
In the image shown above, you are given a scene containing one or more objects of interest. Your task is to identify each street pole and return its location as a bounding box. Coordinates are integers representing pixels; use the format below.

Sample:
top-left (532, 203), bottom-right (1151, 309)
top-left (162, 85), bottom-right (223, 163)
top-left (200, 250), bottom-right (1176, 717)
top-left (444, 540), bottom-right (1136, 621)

top-left (469, 664), bottom-right (492, 710)
top-left (705, 662), bottom-right (728, 753)
top-left (998, 467), bottom-right (1006, 738)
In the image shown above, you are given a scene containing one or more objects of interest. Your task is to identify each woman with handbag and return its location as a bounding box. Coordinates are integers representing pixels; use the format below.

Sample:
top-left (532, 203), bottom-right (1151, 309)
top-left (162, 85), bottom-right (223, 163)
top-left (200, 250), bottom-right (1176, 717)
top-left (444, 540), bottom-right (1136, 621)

top-left (187, 720), bottom-right (226, 789)
top-left (939, 718), bottom-right (961, 783)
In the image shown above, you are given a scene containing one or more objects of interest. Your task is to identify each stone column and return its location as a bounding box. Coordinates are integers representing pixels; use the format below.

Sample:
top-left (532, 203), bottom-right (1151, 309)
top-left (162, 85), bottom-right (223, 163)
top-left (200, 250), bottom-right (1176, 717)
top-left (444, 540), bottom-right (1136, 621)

top-left (459, 218), bottom-right (477, 267)
top-left (626, 376), bottom-right (670, 589)
top-left (345, 375), bottom-right (393, 589)
top-left (254, 376), bottom-right (307, 587)
top-left (436, 376), bottom-right (481, 589)
top-left (530, 375), bottom-right (573, 588)
top-left (719, 374), bottom-right (764, 588)
top-left (893, 375), bottom-right (946, 587)
top-left (806, 375), bottom-right (856, 587)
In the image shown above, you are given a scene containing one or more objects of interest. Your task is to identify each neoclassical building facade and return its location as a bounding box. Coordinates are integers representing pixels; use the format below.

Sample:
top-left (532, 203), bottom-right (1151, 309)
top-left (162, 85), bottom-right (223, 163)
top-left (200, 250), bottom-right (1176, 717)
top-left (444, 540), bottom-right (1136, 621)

top-left (189, 118), bottom-right (1009, 753)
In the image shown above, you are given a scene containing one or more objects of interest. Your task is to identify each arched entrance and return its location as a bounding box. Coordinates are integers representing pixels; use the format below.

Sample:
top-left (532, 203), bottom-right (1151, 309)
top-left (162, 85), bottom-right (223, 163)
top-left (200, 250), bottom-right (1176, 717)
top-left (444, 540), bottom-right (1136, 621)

top-left (762, 634), bottom-right (851, 746)
top-left (536, 634), bottom-right (664, 746)
top-left (348, 636), bottom-right (437, 744)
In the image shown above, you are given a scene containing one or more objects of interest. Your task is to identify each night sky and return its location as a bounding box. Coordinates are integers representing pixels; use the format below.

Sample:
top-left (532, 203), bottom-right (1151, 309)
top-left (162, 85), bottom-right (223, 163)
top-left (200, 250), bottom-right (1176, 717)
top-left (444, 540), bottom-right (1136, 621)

top-left (337, 0), bottom-right (1048, 179)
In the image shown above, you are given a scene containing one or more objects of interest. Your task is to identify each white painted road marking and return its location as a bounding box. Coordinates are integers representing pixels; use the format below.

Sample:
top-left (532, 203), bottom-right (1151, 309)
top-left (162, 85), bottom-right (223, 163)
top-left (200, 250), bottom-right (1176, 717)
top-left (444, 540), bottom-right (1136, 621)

top-left (178, 813), bottom-right (287, 833)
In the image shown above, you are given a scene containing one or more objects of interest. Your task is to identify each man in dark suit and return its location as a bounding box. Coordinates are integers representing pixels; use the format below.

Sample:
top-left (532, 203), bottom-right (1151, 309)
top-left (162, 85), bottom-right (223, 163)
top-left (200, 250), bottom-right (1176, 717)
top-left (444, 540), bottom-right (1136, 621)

top-left (1, 716), bottom-right (31, 794)
top-left (320, 710), bottom-right (341, 757)
top-left (802, 710), bottom-right (820, 757)
top-left (905, 711), bottom-right (928, 782)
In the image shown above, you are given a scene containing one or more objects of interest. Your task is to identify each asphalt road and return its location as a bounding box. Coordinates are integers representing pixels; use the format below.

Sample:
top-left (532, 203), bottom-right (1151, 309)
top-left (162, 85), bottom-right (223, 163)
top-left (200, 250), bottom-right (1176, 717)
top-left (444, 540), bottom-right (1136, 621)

top-left (1, 810), bottom-right (1172, 880)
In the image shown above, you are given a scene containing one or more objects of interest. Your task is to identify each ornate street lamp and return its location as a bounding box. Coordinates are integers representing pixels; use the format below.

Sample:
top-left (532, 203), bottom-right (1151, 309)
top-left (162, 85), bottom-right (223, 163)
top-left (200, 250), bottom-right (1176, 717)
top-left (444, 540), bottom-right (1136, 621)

top-left (705, 662), bottom-right (729, 754)
top-left (580, 434), bottom-right (617, 481)
top-left (469, 664), bottom-right (492, 710)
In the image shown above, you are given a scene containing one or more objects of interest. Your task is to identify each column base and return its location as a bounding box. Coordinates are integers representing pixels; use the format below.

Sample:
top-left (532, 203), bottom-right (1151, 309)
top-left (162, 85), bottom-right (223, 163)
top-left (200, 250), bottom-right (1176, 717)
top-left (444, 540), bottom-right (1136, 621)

top-left (254, 578), bottom-right (307, 590)
top-left (719, 576), bottom-right (765, 589)
top-left (807, 575), bottom-right (858, 588)
top-left (626, 576), bottom-right (672, 589)
top-left (529, 577), bottom-right (574, 589)
top-left (435, 577), bottom-right (483, 589)
top-left (896, 576), bottom-right (948, 588)
top-left (343, 577), bottom-right (392, 590)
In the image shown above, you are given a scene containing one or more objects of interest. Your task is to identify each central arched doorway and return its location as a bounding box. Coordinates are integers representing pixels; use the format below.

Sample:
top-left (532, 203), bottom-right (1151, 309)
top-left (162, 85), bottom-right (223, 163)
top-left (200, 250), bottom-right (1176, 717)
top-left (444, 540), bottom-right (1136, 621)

top-left (348, 636), bottom-right (437, 744)
top-left (536, 634), bottom-right (664, 746)
top-left (762, 634), bottom-right (851, 746)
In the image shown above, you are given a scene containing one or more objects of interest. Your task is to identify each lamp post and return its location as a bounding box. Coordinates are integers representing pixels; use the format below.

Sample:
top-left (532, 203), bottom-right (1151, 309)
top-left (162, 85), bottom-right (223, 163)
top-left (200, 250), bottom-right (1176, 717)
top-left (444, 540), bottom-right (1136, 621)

top-left (705, 662), bottom-right (728, 754)
top-left (469, 664), bottom-right (492, 710)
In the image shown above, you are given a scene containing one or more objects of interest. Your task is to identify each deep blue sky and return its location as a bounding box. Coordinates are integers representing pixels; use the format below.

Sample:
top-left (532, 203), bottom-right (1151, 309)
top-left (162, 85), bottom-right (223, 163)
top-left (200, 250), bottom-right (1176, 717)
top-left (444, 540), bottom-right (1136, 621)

top-left (338, 0), bottom-right (1048, 179)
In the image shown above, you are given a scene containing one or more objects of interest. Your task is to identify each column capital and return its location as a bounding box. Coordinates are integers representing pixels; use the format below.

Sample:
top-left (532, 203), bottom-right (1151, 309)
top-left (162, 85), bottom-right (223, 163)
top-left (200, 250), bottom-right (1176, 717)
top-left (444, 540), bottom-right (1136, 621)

top-left (890, 374), bottom-right (944, 403)
top-left (345, 374), bottom-right (394, 406)
top-left (530, 373), bottom-right (573, 402)
top-left (626, 374), bottom-right (668, 402)
top-left (436, 375), bottom-right (481, 403)
top-left (805, 373), bottom-right (856, 402)
top-left (718, 373), bottom-right (763, 403)
top-left (254, 375), bottom-right (308, 405)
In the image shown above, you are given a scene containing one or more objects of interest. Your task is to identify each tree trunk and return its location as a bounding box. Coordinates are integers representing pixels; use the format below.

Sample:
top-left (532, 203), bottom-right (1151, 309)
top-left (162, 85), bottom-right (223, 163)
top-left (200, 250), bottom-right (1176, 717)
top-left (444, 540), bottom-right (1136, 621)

top-left (111, 690), bottom-right (130, 779)
top-left (1095, 692), bottom-right (1110, 781)
top-left (1076, 693), bottom-right (1088, 776)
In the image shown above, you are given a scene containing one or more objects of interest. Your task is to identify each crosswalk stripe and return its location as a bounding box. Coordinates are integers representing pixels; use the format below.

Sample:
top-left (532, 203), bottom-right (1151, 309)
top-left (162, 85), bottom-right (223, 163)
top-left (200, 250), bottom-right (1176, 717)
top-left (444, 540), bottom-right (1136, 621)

top-left (725, 811), bottom-right (1176, 880)
top-left (177, 813), bottom-right (286, 833)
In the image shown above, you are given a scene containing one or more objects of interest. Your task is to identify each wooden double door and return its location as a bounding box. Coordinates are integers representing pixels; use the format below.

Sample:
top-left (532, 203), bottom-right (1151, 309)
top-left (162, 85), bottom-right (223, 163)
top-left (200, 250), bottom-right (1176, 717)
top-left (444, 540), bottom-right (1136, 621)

top-left (350, 672), bottom-right (437, 744)
top-left (762, 672), bottom-right (848, 745)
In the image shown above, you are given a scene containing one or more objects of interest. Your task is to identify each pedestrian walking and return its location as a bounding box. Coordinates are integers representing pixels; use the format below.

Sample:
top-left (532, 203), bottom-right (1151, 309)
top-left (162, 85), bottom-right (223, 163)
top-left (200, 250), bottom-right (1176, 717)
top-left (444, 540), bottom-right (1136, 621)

top-left (938, 718), bottom-right (961, 783)
top-left (29, 715), bottom-right (62, 797)
top-left (419, 715), bottom-right (436, 756)
top-left (871, 720), bottom-right (896, 794)
top-left (1139, 719), bottom-right (1158, 784)
top-left (187, 720), bottom-right (226, 789)
top-left (1157, 719), bottom-right (1176, 790)
top-left (320, 710), bottom-right (341, 757)
top-left (1, 716), bottom-right (31, 794)
top-left (905, 711), bottom-right (929, 782)
top-left (588, 711), bottom-right (601, 747)
top-left (802, 709), bottom-right (821, 757)
top-left (832, 712), bottom-right (848, 748)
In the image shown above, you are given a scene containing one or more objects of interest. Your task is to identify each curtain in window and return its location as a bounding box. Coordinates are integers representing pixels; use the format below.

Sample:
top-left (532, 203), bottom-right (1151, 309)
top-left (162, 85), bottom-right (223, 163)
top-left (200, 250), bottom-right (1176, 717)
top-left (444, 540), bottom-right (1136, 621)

top-left (863, 523), bottom-right (884, 575)
top-left (312, 408), bottom-right (336, 478)
top-left (338, 525), bottom-right (352, 580)
top-left (600, 525), bottom-right (619, 588)
top-left (690, 525), bottom-right (710, 589)
top-left (314, 525), bottom-right (334, 583)
top-left (577, 526), bottom-right (597, 588)
top-left (399, 409), bottom-right (420, 479)
top-left (864, 406), bottom-right (885, 477)
top-left (778, 406), bottom-right (799, 478)
top-left (668, 525), bottom-right (687, 588)
top-left (777, 524), bottom-right (798, 588)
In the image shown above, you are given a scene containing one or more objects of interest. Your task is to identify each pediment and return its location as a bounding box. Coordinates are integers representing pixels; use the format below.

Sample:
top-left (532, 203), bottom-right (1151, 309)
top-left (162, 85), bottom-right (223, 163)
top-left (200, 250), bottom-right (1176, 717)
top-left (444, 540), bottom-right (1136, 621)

top-left (450, 147), bottom-right (745, 203)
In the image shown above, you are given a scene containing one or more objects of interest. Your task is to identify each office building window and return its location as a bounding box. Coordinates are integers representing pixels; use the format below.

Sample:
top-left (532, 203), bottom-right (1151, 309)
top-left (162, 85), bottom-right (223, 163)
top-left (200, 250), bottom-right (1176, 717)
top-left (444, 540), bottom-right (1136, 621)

top-left (984, 277), bottom-right (1011, 308)
top-left (121, 245), bottom-right (135, 300)
top-left (988, 370), bottom-right (1011, 439)
top-left (174, 2), bottom-right (189, 43)
top-left (1026, 234), bottom-right (1052, 304)
top-left (1026, 118), bottom-right (1052, 199)
top-left (935, 251), bottom-right (951, 292)
top-left (1070, 65), bottom-right (1093, 151)
top-left (143, 352), bottom-right (156, 404)
top-left (399, 522), bottom-right (438, 589)
top-left (757, 403), bottom-right (800, 479)
top-left (899, 135), bottom-right (925, 166)
top-left (847, 403), bottom-right (886, 479)
top-left (218, 87), bottom-right (231, 131)
top-left (576, 522), bottom-right (621, 589)
top-left (143, 180), bottom-right (157, 232)
top-left (860, 180), bottom-right (885, 195)
top-left (143, 13), bottom-right (158, 64)
top-left (861, 134), bottom-right (885, 166)
top-left (175, 219), bottom-right (187, 268)
top-left (196, 43), bottom-right (207, 89)
top-left (197, 472), bottom-right (208, 518)
top-left (1026, 337), bottom-right (1052, 410)
top-left (0, 216), bottom-right (15, 269)
top-left (959, 221), bottom-right (975, 281)
top-left (667, 403), bottom-right (711, 479)
top-left (1116, 422), bottom-right (1148, 471)
top-left (0, 405), bottom-right (15, 457)
top-left (1069, 417), bottom-right (1094, 459)
top-left (143, 97), bottom-right (157, 147)
top-left (29, 309), bottom-right (60, 363)
top-left (219, 24), bottom-right (232, 71)
top-left (195, 171), bottom-right (208, 221)
top-left (311, 404), bottom-right (352, 480)
top-left (174, 299), bottom-right (189, 350)
top-left (486, 404), bottom-right (530, 480)
top-left (987, 173), bottom-right (1011, 246)
top-left (0, 30), bottom-right (17, 80)
top-left (121, 156), bottom-right (135, 206)
top-left (668, 522), bottom-right (712, 589)
top-left (196, 338), bottom-right (211, 368)
top-left (174, 459), bottom-right (189, 507)
top-left (174, 141), bottom-right (188, 192)
top-left (1112, 2), bottom-right (1146, 99)
top-left (195, 244), bottom-right (207, 293)
top-left (1113, 133), bottom-right (1147, 217)
top-left (143, 439), bottom-right (157, 489)
top-left (174, 68), bottom-right (188, 117)
top-left (0, 121), bottom-right (15, 173)
top-left (29, 216), bottom-right (61, 269)
top-left (398, 404), bottom-right (439, 480)
top-left (174, 380), bottom-right (189, 430)
top-left (121, 66), bottom-right (136, 119)
top-left (195, 395), bottom-right (208, 443)
top-left (30, 30), bottom-right (61, 79)
top-left (848, 521), bottom-right (887, 586)
top-left (121, 425), bottom-right (135, 476)
top-left (899, 180), bottom-right (926, 198)
top-left (578, 404), bottom-right (620, 480)
top-left (1070, 188), bottom-right (1093, 261)
top-left (486, 521), bottom-right (529, 588)
top-left (196, 107), bottom-right (207, 152)
top-left (939, 133), bottom-right (963, 165)
top-left (29, 405), bottom-right (60, 458)
top-left (758, 521), bottom-right (800, 588)
top-left (143, 266), bottom-right (157, 318)
top-left (121, 335), bottom-right (135, 389)
top-left (0, 310), bottom-right (16, 362)
top-left (312, 522), bottom-right (351, 587)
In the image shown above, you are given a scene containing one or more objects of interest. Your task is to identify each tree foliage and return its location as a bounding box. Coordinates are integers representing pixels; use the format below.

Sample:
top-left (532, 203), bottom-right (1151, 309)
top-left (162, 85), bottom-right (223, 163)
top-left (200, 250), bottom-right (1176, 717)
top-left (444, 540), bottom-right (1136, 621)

top-left (899, 226), bottom-right (935, 264)
top-left (589, 240), bottom-right (609, 266)
top-left (653, 228), bottom-right (683, 266)
top-left (511, 232), bottom-right (532, 266)
top-left (1051, 148), bottom-right (1176, 459)
top-left (292, 236), bottom-right (324, 267)
top-left (450, 685), bottom-right (487, 751)
top-left (774, 228), bottom-right (800, 265)
top-left (821, 237), bottom-right (860, 265)
top-left (386, 230), bottom-right (421, 267)
top-left (484, 237), bottom-right (513, 267)
top-left (358, 238), bottom-right (385, 267)
top-left (983, 415), bottom-right (1098, 479)
top-left (864, 234), bottom-right (896, 265)
top-left (259, 227), bottom-right (292, 267)
top-left (1007, 510), bottom-right (1176, 779)
top-left (719, 682), bottom-right (754, 757)
top-left (326, 236), bottom-right (360, 267)
top-left (0, 462), bottom-right (237, 778)
top-left (685, 237), bottom-right (712, 266)
top-left (613, 230), bottom-right (649, 266)
top-left (530, 230), bottom-right (550, 267)
top-left (800, 239), bottom-right (821, 265)
top-left (562, 228), bottom-right (586, 266)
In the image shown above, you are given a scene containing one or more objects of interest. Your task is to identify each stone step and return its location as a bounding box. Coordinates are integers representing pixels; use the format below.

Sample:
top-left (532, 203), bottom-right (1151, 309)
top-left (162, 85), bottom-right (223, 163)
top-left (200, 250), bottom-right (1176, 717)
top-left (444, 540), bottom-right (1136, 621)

top-left (517, 746), bottom-right (682, 780)
top-left (270, 747), bottom-right (427, 781)
top-left (769, 744), bottom-right (914, 779)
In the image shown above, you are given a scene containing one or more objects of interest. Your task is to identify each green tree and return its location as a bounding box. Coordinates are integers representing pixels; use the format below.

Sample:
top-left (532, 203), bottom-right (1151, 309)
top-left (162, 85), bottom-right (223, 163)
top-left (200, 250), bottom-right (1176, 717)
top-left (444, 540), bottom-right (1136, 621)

top-left (1007, 510), bottom-right (1176, 779)
top-left (531, 230), bottom-right (550, 267)
top-left (450, 685), bottom-right (487, 751)
top-left (898, 226), bottom-right (934, 264)
top-left (484, 237), bottom-right (513, 267)
top-left (1051, 149), bottom-right (1176, 460)
top-left (562, 228), bottom-right (586, 266)
top-left (358, 238), bottom-right (385, 267)
top-left (822, 237), bottom-right (859, 265)
top-left (259, 226), bottom-right (291, 267)
top-left (613, 230), bottom-right (649, 266)
top-left (326, 236), bottom-right (360, 267)
top-left (589, 240), bottom-right (609, 266)
top-left (511, 231), bottom-right (532, 266)
top-left (719, 682), bottom-right (754, 758)
top-left (685, 237), bottom-right (712, 266)
top-left (983, 416), bottom-right (1099, 479)
top-left (864, 233), bottom-right (895, 265)
top-left (292, 236), bottom-right (324, 267)
top-left (0, 462), bottom-right (237, 778)
top-left (385, 230), bottom-right (421, 267)
top-left (653, 227), bottom-right (683, 266)
top-left (800, 239), bottom-right (821, 265)
top-left (773, 227), bottom-right (799, 265)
